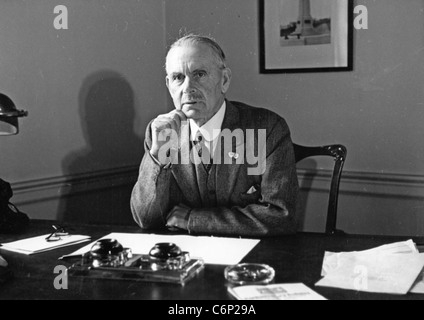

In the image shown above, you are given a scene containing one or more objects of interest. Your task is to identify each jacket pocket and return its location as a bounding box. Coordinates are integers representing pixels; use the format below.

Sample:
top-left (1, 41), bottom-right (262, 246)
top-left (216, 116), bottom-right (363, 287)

top-left (239, 185), bottom-right (261, 206)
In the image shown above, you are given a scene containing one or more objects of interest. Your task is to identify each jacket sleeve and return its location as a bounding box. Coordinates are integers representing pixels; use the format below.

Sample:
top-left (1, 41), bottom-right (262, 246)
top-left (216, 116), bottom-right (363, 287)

top-left (130, 123), bottom-right (181, 230)
top-left (187, 118), bottom-right (299, 237)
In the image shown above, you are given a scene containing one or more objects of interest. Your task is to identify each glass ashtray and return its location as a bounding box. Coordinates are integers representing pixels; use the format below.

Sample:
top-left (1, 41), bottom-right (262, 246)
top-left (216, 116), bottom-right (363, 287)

top-left (224, 263), bottom-right (275, 285)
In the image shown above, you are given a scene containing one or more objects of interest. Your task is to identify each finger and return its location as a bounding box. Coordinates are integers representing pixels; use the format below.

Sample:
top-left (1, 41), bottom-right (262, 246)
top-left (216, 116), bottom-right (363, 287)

top-left (168, 116), bottom-right (178, 137)
top-left (153, 115), bottom-right (177, 136)
top-left (165, 215), bottom-right (184, 231)
top-left (170, 113), bottom-right (181, 131)
top-left (173, 110), bottom-right (188, 122)
top-left (168, 110), bottom-right (188, 129)
top-left (151, 116), bottom-right (172, 132)
top-left (158, 112), bottom-right (180, 132)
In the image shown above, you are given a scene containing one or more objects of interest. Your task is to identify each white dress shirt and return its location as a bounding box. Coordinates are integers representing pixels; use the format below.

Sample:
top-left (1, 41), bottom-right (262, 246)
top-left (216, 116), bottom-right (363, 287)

top-left (189, 101), bottom-right (226, 158)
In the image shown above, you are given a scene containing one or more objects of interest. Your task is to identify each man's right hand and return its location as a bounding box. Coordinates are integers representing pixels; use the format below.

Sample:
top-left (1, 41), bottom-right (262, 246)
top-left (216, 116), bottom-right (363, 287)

top-left (150, 110), bottom-right (187, 164)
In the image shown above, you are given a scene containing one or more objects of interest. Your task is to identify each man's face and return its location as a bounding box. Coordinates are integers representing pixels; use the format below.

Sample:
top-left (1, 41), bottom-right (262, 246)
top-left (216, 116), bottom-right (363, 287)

top-left (166, 43), bottom-right (231, 126)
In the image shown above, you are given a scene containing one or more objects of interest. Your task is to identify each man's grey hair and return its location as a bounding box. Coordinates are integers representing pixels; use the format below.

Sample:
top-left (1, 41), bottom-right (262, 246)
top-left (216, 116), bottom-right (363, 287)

top-left (166, 34), bottom-right (227, 68)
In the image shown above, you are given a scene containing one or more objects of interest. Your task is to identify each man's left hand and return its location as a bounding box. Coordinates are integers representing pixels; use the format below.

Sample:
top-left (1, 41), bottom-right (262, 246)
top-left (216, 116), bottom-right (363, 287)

top-left (166, 204), bottom-right (191, 231)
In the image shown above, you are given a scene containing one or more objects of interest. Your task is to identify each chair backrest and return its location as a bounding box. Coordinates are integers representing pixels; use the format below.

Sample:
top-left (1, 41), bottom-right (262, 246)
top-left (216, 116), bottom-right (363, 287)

top-left (293, 143), bottom-right (347, 235)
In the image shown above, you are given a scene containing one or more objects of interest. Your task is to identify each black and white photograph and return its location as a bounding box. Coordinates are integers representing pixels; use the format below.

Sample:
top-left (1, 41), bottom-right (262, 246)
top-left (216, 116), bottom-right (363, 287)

top-left (0, 0), bottom-right (423, 303)
top-left (260, 0), bottom-right (354, 72)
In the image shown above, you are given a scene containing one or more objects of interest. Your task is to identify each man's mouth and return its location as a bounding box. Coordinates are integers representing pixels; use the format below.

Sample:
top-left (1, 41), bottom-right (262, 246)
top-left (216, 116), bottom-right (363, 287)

top-left (182, 101), bottom-right (200, 107)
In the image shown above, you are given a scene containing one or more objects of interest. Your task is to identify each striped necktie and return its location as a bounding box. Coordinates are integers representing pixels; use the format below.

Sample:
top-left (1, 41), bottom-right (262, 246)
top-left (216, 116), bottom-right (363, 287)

top-left (193, 131), bottom-right (213, 172)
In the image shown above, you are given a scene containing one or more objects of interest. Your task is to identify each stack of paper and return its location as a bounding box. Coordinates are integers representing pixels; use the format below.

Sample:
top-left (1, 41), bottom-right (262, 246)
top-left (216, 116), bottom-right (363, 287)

top-left (0, 234), bottom-right (91, 255)
top-left (316, 240), bottom-right (424, 295)
top-left (228, 283), bottom-right (327, 300)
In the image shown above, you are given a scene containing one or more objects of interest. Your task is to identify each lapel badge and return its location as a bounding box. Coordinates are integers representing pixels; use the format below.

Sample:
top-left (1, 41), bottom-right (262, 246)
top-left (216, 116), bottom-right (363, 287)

top-left (228, 152), bottom-right (240, 159)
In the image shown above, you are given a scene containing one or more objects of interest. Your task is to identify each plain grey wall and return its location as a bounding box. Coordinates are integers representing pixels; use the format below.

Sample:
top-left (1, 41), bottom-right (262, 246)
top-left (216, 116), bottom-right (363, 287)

top-left (0, 0), bottom-right (168, 182)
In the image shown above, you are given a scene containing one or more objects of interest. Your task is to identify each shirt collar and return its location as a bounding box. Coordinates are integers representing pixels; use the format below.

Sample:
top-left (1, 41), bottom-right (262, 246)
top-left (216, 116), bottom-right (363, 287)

top-left (190, 101), bottom-right (226, 142)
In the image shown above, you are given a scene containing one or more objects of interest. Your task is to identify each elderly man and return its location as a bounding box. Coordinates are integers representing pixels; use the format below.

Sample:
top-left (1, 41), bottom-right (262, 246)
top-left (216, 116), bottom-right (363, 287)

top-left (131, 34), bottom-right (298, 237)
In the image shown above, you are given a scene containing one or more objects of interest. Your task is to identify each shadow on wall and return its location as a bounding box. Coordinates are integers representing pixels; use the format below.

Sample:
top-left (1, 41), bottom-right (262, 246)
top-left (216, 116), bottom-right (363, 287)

top-left (59, 70), bottom-right (142, 225)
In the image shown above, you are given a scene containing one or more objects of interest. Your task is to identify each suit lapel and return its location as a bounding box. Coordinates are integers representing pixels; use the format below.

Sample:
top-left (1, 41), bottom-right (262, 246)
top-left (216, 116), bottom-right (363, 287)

top-left (215, 101), bottom-right (243, 205)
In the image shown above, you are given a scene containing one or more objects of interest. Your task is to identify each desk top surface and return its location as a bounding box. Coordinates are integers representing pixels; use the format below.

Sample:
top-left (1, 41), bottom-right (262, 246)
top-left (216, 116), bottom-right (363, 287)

top-left (0, 220), bottom-right (423, 300)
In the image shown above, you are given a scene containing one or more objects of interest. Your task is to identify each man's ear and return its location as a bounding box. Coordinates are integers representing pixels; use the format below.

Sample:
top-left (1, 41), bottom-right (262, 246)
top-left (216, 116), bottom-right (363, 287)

top-left (165, 76), bottom-right (170, 90)
top-left (221, 68), bottom-right (232, 94)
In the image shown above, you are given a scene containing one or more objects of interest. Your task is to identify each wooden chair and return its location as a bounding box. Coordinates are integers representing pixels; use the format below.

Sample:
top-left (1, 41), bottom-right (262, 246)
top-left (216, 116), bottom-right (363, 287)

top-left (293, 144), bottom-right (347, 235)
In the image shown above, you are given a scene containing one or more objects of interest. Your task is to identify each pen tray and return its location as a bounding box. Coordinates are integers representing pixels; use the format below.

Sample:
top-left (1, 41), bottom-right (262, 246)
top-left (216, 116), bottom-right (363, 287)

top-left (67, 254), bottom-right (204, 286)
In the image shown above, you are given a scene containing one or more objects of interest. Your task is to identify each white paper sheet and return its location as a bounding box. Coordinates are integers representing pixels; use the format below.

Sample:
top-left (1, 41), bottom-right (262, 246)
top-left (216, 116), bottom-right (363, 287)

top-left (321, 240), bottom-right (419, 277)
top-left (316, 240), bottom-right (424, 295)
top-left (0, 234), bottom-right (91, 255)
top-left (316, 253), bottom-right (424, 295)
top-left (411, 245), bottom-right (424, 294)
top-left (410, 270), bottom-right (424, 294)
top-left (60, 233), bottom-right (260, 265)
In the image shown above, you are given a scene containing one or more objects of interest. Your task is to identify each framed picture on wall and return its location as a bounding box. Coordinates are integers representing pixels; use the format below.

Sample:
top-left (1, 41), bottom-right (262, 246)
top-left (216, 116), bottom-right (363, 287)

top-left (260, 0), bottom-right (354, 73)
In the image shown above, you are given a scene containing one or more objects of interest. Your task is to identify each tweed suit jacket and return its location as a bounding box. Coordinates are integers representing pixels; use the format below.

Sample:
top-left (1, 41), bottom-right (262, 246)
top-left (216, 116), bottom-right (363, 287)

top-left (130, 100), bottom-right (299, 237)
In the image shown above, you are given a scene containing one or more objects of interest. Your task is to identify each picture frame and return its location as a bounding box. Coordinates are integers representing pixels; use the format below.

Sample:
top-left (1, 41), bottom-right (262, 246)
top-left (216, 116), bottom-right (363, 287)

top-left (260, 0), bottom-right (354, 73)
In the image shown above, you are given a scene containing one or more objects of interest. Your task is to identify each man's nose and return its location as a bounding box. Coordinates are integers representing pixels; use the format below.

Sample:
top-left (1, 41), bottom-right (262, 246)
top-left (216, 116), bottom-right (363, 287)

top-left (182, 76), bottom-right (197, 94)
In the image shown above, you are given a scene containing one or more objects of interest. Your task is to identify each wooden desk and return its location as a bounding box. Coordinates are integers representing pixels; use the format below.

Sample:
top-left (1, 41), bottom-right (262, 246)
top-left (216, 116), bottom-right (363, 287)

top-left (0, 220), bottom-right (423, 300)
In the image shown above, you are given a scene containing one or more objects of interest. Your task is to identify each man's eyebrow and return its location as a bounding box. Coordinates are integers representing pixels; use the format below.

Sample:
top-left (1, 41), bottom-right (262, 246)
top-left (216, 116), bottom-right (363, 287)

top-left (168, 71), bottom-right (183, 77)
top-left (169, 68), bottom-right (208, 76)
top-left (192, 68), bottom-right (208, 73)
